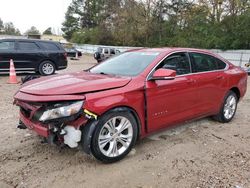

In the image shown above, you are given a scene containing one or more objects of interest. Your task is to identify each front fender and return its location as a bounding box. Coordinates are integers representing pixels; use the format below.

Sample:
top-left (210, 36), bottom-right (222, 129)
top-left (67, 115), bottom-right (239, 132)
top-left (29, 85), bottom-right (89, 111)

top-left (81, 120), bottom-right (98, 154)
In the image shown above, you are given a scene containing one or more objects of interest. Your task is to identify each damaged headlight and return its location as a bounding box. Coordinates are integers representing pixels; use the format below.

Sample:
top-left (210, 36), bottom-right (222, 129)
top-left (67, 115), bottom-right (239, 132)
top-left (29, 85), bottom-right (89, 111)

top-left (39, 101), bottom-right (83, 122)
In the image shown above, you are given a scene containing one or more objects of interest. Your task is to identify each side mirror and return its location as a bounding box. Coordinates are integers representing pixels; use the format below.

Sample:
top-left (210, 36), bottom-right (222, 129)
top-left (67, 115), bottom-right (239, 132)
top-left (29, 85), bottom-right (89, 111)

top-left (150, 68), bottom-right (176, 80)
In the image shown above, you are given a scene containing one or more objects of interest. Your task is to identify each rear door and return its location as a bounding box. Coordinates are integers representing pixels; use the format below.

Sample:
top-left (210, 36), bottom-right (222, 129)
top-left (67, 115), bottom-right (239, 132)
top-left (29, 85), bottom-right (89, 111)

top-left (38, 41), bottom-right (61, 63)
top-left (0, 40), bottom-right (17, 71)
top-left (188, 52), bottom-right (227, 114)
top-left (15, 41), bottom-right (42, 70)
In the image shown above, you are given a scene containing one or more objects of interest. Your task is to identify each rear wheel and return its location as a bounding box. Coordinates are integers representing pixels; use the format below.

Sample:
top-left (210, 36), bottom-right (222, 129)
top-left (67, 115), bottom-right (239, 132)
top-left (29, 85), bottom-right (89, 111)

top-left (91, 111), bottom-right (138, 163)
top-left (39, 61), bottom-right (55, 75)
top-left (213, 91), bottom-right (238, 123)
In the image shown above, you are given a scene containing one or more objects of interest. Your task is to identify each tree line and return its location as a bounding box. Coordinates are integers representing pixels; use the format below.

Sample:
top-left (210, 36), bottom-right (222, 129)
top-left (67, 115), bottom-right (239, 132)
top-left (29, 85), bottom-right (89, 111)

top-left (0, 18), bottom-right (53, 36)
top-left (62, 0), bottom-right (250, 49)
top-left (0, 19), bottom-right (21, 36)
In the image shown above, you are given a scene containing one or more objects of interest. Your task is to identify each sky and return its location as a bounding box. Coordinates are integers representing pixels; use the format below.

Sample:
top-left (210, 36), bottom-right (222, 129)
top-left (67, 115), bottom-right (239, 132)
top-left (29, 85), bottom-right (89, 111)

top-left (0, 0), bottom-right (72, 35)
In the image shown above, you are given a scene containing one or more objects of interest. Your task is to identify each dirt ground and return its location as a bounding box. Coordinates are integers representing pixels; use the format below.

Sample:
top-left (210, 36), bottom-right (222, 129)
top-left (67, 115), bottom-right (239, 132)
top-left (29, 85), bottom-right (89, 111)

top-left (0, 55), bottom-right (249, 188)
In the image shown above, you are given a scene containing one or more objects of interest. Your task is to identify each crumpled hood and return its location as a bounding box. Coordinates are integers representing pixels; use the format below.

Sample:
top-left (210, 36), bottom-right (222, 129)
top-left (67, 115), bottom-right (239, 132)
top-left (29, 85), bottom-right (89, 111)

top-left (20, 72), bottom-right (131, 96)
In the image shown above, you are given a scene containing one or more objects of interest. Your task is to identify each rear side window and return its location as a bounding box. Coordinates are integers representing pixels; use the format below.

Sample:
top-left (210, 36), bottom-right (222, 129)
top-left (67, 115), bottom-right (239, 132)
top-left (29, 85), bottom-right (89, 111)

top-left (157, 52), bottom-right (191, 75)
top-left (110, 48), bottom-right (115, 55)
top-left (0, 41), bottom-right (15, 50)
top-left (216, 58), bottom-right (227, 69)
top-left (39, 42), bottom-right (59, 51)
top-left (18, 42), bottom-right (40, 51)
top-left (190, 53), bottom-right (218, 72)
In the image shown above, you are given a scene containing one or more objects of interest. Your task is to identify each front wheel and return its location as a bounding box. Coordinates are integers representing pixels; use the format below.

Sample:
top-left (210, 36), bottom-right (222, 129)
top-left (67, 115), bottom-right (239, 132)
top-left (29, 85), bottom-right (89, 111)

top-left (213, 91), bottom-right (238, 123)
top-left (91, 111), bottom-right (138, 163)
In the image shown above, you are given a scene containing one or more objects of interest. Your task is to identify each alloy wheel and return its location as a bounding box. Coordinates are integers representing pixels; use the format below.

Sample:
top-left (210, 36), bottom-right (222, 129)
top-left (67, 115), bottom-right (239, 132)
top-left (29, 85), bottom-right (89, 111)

top-left (223, 94), bottom-right (237, 120)
top-left (42, 63), bottom-right (54, 75)
top-left (98, 116), bottom-right (133, 157)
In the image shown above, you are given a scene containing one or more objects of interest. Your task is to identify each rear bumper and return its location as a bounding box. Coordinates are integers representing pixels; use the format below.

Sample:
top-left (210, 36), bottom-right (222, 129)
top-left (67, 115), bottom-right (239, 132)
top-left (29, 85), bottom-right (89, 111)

top-left (20, 111), bottom-right (49, 137)
top-left (57, 59), bottom-right (68, 70)
top-left (58, 65), bottom-right (67, 70)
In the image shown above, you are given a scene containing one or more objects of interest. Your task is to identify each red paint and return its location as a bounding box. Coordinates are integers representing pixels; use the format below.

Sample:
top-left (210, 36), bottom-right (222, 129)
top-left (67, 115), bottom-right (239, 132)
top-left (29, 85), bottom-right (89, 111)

top-left (14, 48), bottom-right (248, 139)
top-left (20, 72), bottom-right (131, 95)
top-left (20, 111), bottom-right (49, 137)
top-left (152, 68), bottom-right (176, 79)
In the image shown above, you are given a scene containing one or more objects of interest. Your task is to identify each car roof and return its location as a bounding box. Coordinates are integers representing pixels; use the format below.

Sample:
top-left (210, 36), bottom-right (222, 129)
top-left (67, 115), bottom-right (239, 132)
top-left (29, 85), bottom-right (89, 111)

top-left (132, 47), bottom-right (212, 54)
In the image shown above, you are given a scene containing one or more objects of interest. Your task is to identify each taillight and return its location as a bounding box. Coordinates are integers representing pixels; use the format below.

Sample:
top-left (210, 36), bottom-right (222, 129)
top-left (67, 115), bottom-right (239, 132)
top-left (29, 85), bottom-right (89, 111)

top-left (63, 52), bottom-right (67, 59)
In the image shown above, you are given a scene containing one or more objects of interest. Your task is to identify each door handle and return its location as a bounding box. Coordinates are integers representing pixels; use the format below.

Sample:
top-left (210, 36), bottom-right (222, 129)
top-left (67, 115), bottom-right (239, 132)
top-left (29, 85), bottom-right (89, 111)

top-left (187, 79), bottom-right (196, 84)
top-left (216, 75), bottom-right (224, 79)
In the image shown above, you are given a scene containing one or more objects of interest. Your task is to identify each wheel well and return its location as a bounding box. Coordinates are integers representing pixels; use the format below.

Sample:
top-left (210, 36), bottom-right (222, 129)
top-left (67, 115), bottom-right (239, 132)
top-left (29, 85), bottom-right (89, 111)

top-left (230, 87), bottom-right (240, 100)
top-left (107, 106), bottom-right (141, 140)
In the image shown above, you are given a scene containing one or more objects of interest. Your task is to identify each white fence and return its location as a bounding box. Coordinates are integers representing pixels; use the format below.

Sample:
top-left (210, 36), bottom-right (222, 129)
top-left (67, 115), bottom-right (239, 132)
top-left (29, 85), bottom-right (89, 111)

top-left (75, 44), bottom-right (250, 68)
top-left (74, 44), bottom-right (138, 54)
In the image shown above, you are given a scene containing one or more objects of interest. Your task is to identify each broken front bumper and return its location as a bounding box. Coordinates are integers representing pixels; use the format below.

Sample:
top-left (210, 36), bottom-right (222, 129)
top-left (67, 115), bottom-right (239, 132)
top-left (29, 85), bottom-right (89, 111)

top-left (20, 110), bottom-right (49, 137)
top-left (15, 99), bottom-right (88, 138)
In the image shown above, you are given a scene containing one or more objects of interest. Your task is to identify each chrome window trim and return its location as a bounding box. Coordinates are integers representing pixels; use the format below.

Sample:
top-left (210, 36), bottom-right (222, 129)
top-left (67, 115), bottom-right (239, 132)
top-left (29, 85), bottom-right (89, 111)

top-left (146, 50), bottom-right (229, 81)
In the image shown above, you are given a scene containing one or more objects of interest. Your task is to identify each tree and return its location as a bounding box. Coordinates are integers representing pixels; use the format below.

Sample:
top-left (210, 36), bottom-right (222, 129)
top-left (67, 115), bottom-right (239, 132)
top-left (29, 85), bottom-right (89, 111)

top-left (43, 27), bottom-right (53, 35)
top-left (63, 0), bottom-right (250, 49)
top-left (0, 18), bottom-right (3, 33)
top-left (62, 0), bottom-right (83, 40)
top-left (3, 22), bottom-right (21, 35)
top-left (25, 26), bottom-right (40, 35)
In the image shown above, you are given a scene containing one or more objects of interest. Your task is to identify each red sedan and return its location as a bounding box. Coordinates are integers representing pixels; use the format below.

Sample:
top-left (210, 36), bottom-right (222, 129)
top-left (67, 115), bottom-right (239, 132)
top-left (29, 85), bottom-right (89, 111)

top-left (14, 48), bottom-right (248, 163)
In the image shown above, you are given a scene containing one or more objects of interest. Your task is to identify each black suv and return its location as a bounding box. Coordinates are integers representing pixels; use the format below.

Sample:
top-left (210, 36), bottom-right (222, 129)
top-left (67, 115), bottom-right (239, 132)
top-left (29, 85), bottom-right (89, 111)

top-left (0, 39), bottom-right (67, 75)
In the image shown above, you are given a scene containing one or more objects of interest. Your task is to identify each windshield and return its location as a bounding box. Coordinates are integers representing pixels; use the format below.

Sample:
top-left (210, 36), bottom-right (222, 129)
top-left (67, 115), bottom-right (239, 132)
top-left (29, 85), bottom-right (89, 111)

top-left (90, 51), bottom-right (160, 76)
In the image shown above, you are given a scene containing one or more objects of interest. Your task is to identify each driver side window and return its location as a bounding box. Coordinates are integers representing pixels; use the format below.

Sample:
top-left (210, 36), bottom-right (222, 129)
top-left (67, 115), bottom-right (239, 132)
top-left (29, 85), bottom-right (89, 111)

top-left (157, 52), bottom-right (191, 75)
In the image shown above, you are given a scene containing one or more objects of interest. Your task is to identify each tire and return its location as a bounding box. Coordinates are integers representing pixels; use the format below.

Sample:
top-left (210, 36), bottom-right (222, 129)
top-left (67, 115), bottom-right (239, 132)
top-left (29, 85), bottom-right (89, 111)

top-left (91, 111), bottom-right (138, 163)
top-left (94, 52), bottom-right (100, 60)
top-left (38, 61), bottom-right (56, 75)
top-left (213, 91), bottom-right (238, 123)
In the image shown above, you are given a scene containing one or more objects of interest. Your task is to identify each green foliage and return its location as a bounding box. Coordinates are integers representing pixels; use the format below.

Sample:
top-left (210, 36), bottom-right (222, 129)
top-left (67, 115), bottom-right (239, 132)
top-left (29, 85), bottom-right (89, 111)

top-left (43, 27), bottom-right (53, 35)
top-left (0, 18), bottom-right (20, 35)
top-left (0, 18), bottom-right (3, 33)
top-left (25, 26), bottom-right (40, 35)
top-left (62, 0), bottom-right (83, 40)
top-left (63, 0), bottom-right (250, 49)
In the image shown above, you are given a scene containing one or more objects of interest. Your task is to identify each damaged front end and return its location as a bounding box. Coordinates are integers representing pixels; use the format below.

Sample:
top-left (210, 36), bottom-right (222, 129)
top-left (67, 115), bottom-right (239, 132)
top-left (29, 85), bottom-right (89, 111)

top-left (14, 99), bottom-right (97, 150)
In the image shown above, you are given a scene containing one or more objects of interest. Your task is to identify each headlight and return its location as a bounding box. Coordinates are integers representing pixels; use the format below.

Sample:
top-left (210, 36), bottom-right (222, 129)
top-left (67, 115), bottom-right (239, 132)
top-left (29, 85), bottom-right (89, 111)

top-left (39, 101), bottom-right (83, 122)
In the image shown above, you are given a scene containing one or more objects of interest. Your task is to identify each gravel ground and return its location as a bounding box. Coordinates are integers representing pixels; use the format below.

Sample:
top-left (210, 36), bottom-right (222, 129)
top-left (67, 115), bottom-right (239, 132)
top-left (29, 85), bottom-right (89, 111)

top-left (0, 55), bottom-right (249, 188)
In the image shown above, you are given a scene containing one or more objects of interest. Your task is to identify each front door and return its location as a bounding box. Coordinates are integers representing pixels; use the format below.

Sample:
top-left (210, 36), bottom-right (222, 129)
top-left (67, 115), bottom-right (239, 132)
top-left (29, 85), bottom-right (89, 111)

top-left (0, 40), bottom-right (17, 71)
top-left (146, 52), bottom-right (199, 132)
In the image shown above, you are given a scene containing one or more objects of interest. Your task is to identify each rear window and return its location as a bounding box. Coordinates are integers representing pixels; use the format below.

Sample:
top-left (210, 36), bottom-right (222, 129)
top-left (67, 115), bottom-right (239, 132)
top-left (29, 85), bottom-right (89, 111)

top-left (39, 42), bottom-right (60, 50)
top-left (18, 42), bottom-right (40, 51)
top-left (216, 58), bottom-right (227, 69)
